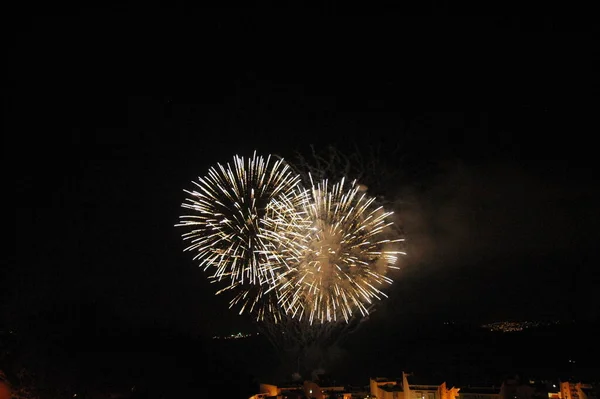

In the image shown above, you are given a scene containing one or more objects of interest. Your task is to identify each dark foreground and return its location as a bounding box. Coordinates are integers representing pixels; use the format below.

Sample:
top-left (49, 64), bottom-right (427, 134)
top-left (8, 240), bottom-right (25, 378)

top-left (2, 319), bottom-right (598, 399)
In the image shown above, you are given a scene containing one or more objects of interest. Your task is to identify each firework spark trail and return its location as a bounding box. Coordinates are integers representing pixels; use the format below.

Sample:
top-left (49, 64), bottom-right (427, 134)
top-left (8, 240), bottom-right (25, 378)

top-left (266, 175), bottom-right (406, 324)
top-left (176, 152), bottom-right (303, 304)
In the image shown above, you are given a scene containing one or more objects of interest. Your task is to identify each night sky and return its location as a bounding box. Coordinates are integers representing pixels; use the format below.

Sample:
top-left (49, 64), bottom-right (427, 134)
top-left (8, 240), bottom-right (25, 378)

top-left (7, 10), bottom-right (600, 395)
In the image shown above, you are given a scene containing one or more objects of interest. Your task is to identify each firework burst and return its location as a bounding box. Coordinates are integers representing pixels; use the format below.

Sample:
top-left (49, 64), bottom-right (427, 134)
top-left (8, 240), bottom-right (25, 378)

top-left (176, 152), bottom-right (302, 294)
top-left (177, 151), bottom-right (405, 325)
top-left (266, 176), bottom-right (405, 324)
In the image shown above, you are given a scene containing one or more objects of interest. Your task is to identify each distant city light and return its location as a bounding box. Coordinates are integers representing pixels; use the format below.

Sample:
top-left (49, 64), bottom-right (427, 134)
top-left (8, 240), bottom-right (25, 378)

top-left (481, 320), bottom-right (559, 333)
top-left (212, 332), bottom-right (256, 340)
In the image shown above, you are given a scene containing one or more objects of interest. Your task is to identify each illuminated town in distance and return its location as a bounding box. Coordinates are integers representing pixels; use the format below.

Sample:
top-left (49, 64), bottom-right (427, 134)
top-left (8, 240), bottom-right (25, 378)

top-left (215, 320), bottom-right (565, 339)
top-left (481, 320), bottom-right (560, 332)
top-left (212, 332), bottom-right (260, 340)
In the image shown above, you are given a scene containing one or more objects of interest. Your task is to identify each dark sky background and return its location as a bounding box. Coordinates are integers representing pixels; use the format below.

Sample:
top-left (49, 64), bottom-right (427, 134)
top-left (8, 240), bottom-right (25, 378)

top-left (6, 10), bottom-right (600, 394)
